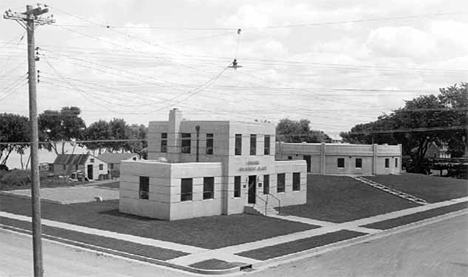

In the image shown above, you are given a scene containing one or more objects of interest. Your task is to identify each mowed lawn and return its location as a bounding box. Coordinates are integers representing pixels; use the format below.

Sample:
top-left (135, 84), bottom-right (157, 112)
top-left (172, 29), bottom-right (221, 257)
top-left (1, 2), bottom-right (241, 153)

top-left (280, 175), bottom-right (419, 223)
top-left (367, 174), bottom-right (468, 203)
top-left (0, 194), bottom-right (314, 249)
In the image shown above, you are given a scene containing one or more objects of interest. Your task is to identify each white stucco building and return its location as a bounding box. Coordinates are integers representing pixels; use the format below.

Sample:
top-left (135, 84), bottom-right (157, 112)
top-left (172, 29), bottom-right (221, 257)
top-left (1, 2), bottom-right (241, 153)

top-left (276, 142), bottom-right (402, 176)
top-left (119, 109), bottom-right (307, 220)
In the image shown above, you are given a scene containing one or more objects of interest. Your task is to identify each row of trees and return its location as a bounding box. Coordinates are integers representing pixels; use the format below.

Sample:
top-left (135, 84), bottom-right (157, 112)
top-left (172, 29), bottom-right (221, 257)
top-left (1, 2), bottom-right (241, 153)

top-left (3, 83), bottom-right (465, 166)
top-left (0, 106), bottom-right (147, 166)
top-left (276, 118), bottom-right (332, 143)
top-left (340, 83), bottom-right (467, 161)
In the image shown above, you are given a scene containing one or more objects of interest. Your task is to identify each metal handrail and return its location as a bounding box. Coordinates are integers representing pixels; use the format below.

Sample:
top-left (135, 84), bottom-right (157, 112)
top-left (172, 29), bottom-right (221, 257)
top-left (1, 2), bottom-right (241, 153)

top-left (255, 194), bottom-right (268, 215)
top-left (266, 193), bottom-right (281, 214)
top-left (245, 182), bottom-right (281, 215)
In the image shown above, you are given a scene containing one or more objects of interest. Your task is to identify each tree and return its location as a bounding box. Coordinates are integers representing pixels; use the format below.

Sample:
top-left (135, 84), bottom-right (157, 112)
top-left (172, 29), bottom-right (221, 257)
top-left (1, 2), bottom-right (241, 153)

top-left (276, 118), bottom-right (331, 143)
top-left (0, 113), bottom-right (29, 165)
top-left (126, 124), bottom-right (147, 157)
top-left (83, 120), bottom-right (111, 155)
top-left (341, 83), bottom-right (468, 161)
top-left (438, 83), bottom-right (468, 157)
top-left (108, 118), bottom-right (129, 152)
top-left (38, 106), bottom-right (86, 155)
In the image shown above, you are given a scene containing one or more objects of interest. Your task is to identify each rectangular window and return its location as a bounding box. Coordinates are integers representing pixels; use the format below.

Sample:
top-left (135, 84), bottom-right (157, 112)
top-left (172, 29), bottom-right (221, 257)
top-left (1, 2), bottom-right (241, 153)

top-left (139, 176), bottom-right (149, 200)
top-left (206, 133), bottom-right (214, 155)
top-left (203, 177), bottom-right (214, 199)
top-left (250, 134), bottom-right (257, 155)
top-left (355, 158), bottom-right (362, 168)
top-left (181, 178), bottom-right (193, 201)
top-left (337, 158), bottom-right (345, 168)
top-left (161, 133), bottom-right (167, 152)
top-left (263, 175), bottom-right (270, 194)
top-left (235, 134), bottom-right (242, 155)
top-left (293, 172), bottom-right (300, 191)
top-left (264, 135), bottom-right (270, 155)
top-left (90, 158), bottom-right (94, 163)
top-left (49, 164), bottom-right (54, 172)
top-left (234, 176), bottom-right (241, 197)
top-left (277, 173), bottom-right (285, 193)
top-left (181, 133), bottom-right (191, 153)
top-left (63, 165), bottom-right (66, 170)
top-left (75, 165), bottom-right (79, 170)
top-left (110, 164), bottom-right (114, 170)
top-left (385, 158), bottom-right (390, 168)
top-left (395, 158), bottom-right (398, 168)
top-left (99, 164), bottom-right (103, 170)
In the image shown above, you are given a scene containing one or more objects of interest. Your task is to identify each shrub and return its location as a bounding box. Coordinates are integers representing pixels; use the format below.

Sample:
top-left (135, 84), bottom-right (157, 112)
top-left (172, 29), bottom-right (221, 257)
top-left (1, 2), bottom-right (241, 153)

top-left (0, 170), bottom-right (31, 189)
top-left (0, 169), bottom-right (8, 180)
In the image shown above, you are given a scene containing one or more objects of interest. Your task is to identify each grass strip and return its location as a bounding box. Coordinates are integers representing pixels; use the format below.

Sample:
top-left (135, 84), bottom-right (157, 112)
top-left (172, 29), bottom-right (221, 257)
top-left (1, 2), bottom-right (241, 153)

top-left (367, 174), bottom-right (468, 203)
top-left (237, 230), bottom-right (365, 260)
top-left (363, 202), bottom-right (468, 230)
top-left (0, 194), bottom-right (315, 249)
top-left (0, 216), bottom-right (187, 261)
top-left (189, 259), bottom-right (244, 270)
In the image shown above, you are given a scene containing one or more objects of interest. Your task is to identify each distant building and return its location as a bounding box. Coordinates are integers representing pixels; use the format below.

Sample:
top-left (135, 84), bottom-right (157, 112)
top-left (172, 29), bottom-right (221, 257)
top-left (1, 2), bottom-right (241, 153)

top-left (52, 154), bottom-right (108, 181)
top-left (119, 109), bottom-right (307, 221)
top-left (276, 142), bottom-right (401, 176)
top-left (424, 142), bottom-right (451, 159)
top-left (98, 152), bottom-right (139, 179)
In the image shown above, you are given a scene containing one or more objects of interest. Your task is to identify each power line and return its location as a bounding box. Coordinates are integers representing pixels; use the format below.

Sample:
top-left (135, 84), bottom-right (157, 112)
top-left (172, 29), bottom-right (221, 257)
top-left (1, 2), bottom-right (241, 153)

top-left (1, 125), bottom-right (466, 146)
top-left (348, 125), bottom-right (467, 135)
top-left (49, 10), bottom-right (468, 30)
top-left (19, 42), bottom-right (467, 74)
top-left (263, 10), bottom-right (468, 29)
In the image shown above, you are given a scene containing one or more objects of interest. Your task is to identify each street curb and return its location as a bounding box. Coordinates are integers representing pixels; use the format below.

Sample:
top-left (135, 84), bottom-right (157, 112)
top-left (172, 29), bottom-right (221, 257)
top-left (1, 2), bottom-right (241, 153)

top-left (0, 224), bottom-right (242, 276)
top-left (4, 208), bottom-right (465, 276)
top-left (252, 208), bottom-right (468, 272)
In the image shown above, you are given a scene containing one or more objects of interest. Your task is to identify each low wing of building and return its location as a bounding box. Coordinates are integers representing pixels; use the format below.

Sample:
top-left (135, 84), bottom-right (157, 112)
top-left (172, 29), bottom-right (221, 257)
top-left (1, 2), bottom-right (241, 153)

top-left (97, 152), bottom-right (139, 171)
top-left (276, 142), bottom-right (402, 176)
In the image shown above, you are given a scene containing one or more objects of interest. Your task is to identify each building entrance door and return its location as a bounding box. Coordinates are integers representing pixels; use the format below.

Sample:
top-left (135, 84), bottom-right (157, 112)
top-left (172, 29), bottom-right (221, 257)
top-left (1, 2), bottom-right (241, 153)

top-left (303, 155), bottom-right (311, 172)
top-left (248, 175), bottom-right (256, 204)
top-left (87, 164), bottom-right (93, 180)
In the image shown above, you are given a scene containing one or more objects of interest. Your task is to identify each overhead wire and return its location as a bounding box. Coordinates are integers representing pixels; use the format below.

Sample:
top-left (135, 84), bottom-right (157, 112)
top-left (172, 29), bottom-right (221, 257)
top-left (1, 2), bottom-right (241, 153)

top-left (49, 10), bottom-right (468, 30)
top-left (21, 6), bottom-right (464, 126)
top-left (36, 48), bottom-right (431, 126)
top-left (0, 75), bottom-right (28, 102)
top-left (24, 42), bottom-right (468, 75)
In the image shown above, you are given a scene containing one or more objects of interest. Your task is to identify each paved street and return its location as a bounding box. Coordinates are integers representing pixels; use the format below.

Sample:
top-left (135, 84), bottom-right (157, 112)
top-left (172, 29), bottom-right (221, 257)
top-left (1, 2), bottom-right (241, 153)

top-left (248, 212), bottom-right (468, 277)
top-left (0, 229), bottom-right (192, 277)
top-left (1, 212), bottom-right (467, 276)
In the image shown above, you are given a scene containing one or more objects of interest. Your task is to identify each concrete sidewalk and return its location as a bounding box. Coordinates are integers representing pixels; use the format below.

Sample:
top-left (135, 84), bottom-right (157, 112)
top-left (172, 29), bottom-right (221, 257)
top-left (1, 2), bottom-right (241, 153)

top-left (169, 196), bottom-right (468, 266)
top-left (1, 196), bottom-right (466, 273)
top-left (0, 211), bottom-right (205, 254)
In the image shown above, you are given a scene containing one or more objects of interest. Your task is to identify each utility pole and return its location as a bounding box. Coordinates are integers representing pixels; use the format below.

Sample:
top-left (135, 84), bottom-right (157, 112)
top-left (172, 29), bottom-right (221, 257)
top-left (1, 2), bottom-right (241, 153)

top-left (3, 5), bottom-right (54, 277)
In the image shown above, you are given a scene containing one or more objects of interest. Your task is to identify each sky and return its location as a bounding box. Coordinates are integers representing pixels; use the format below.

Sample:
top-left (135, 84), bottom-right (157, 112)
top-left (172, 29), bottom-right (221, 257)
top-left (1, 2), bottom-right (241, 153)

top-left (1, 0), bottom-right (468, 141)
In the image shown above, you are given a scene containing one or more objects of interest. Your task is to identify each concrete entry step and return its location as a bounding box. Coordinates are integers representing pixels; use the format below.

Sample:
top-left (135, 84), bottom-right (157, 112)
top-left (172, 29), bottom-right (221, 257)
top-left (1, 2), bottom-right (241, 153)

top-left (244, 205), bottom-right (279, 216)
top-left (353, 176), bottom-right (428, 205)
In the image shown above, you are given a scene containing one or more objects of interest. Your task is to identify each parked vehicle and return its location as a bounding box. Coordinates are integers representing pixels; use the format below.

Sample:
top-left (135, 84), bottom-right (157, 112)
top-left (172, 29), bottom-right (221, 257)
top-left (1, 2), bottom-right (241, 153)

top-left (69, 171), bottom-right (86, 181)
